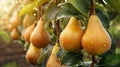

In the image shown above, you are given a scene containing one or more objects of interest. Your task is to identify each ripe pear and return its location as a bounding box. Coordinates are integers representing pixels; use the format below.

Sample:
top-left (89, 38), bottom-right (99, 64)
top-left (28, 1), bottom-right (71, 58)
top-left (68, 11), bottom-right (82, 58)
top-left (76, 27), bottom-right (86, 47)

top-left (30, 18), bottom-right (50, 48)
top-left (10, 11), bottom-right (20, 28)
top-left (10, 29), bottom-right (20, 40)
top-left (23, 14), bottom-right (33, 29)
top-left (59, 17), bottom-right (83, 52)
top-left (24, 24), bottom-right (34, 43)
top-left (25, 44), bottom-right (42, 64)
top-left (47, 43), bottom-right (66, 67)
top-left (7, 24), bottom-right (13, 31)
top-left (81, 15), bottom-right (111, 55)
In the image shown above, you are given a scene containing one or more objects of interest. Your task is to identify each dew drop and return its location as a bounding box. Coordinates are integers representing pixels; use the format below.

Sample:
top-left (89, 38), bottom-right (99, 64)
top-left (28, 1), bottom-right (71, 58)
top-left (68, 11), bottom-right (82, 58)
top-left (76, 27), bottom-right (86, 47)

top-left (104, 44), bottom-right (107, 47)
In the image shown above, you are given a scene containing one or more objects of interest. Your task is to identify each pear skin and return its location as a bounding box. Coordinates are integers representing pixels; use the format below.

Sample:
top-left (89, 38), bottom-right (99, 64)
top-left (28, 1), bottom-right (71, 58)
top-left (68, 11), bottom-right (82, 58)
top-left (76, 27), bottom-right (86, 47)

top-left (25, 44), bottom-right (42, 64)
top-left (47, 43), bottom-right (67, 67)
top-left (7, 24), bottom-right (13, 31)
top-left (23, 14), bottom-right (33, 29)
top-left (82, 15), bottom-right (111, 55)
top-left (10, 29), bottom-right (20, 40)
top-left (30, 18), bottom-right (50, 48)
top-left (59, 17), bottom-right (83, 52)
top-left (24, 24), bottom-right (34, 43)
top-left (10, 12), bottom-right (20, 28)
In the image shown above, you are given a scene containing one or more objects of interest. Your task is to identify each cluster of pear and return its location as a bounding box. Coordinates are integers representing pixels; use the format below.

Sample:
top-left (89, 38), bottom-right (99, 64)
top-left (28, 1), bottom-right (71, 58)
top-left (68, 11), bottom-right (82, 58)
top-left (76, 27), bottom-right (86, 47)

top-left (8, 11), bottom-right (20, 40)
top-left (8, 10), bottom-right (111, 66)
top-left (47, 14), bottom-right (112, 67)
top-left (22, 15), bottom-right (50, 64)
top-left (59, 15), bottom-right (111, 56)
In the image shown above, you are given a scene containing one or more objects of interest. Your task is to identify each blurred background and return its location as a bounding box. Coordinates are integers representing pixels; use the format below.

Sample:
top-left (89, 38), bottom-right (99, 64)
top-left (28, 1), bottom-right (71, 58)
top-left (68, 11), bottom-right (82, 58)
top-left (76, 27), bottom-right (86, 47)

top-left (0, 0), bottom-right (30, 67)
top-left (0, 0), bottom-right (120, 67)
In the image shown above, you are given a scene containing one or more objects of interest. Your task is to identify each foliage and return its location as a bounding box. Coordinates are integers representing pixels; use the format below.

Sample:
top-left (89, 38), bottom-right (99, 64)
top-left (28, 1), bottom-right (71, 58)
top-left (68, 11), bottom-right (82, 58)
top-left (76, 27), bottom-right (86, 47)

top-left (0, 31), bottom-right (10, 44)
top-left (2, 61), bottom-right (20, 67)
top-left (2, 0), bottom-right (120, 67)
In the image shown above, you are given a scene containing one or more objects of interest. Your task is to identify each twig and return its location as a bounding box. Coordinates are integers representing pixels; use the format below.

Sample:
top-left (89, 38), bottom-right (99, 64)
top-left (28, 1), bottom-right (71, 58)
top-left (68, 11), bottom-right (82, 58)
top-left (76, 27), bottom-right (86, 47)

top-left (90, 0), bottom-right (96, 16)
top-left (90, 56), bottom-right (96, 67)
top-left (55, 20), bottom-right (60, 43)
top-left (54, 0), bottom-right (58, 5)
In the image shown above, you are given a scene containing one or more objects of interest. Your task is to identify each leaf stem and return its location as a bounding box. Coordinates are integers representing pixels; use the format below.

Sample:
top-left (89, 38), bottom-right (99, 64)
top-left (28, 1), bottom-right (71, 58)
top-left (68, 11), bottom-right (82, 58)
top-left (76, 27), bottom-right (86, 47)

top-left (90, 56), bottom-right (96, 67)
top-left (90, 0), bottom-right (96, 16)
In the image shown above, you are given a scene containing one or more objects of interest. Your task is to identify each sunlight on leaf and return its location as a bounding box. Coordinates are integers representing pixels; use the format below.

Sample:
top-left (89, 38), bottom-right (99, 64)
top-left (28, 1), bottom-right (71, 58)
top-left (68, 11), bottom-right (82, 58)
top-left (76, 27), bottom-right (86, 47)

top-left (0, 31), bottom-right (10, 44)
top-left (19, 0), bottom-right (49, 16)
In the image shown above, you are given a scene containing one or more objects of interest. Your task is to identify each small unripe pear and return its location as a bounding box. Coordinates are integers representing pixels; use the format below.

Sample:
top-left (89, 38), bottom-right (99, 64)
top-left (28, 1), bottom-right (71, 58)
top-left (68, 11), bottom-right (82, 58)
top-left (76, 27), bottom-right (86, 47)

top-left (30, 18), bottom-right (50, 48)
top-left (25, 44), bottom-right (42, 64)
top-left (10, 29), bottom-right (20, 40)
top-left (47, 43), bottom-right (66, 67)
top-left (82, 15), bottom-right (111, 55)
top-left (10, 12), bottom-right (20, 28)
top-left (24, 24), bottom-right (34, 43)
top-left (59, 17), bottom-right (83, 52)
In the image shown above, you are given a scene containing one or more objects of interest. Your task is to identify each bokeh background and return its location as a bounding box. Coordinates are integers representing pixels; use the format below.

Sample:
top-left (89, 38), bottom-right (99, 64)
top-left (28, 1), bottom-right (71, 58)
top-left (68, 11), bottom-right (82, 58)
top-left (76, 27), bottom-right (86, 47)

top-left (0, 0), bottom-right (120, 67)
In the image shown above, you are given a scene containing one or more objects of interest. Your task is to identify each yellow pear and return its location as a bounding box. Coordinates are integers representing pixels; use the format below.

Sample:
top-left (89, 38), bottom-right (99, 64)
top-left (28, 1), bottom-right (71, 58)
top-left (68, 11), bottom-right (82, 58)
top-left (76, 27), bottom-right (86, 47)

top-left (10, 11), bottom-right (20, 28)
top-left (23, 14), bottom-right (33, 29)
top-left (24, 24), bottom-right (34, 43)
top-left (47, 43), bottom-right (67, 67)
top-left (10, 29), bottom-right (20, 40)
top-left (81, 15), bottom-right (111, 55)
top-left (7, 23), bottom-right (13, 31)
top-left (30, 18), bottom-right (50, 48)
top-left (25, 44), bottom-right (42, 64)
top-left (59, 17), bottom-right (83, 52)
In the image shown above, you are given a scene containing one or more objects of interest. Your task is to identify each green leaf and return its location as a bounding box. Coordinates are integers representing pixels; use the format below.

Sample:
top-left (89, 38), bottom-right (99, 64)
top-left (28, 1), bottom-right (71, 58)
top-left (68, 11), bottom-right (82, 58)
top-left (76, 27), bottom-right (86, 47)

top-left (0, 31), bottom-right (10, 44)
top-left (68, 0), bottom-right (89, 17)
top-left (57, 3), bottom-right (80, 19)
top-left (105, 0), bottom-right (120, 13)
top-left (61, 52), bottom-right (83, 66)
top-left (38, 45), bottom-right (53, 64)
top-left (98, 54), bottom-right (120, 67)
top-left (44, 3), bottom-right (59, 20)
top-left (96, 9), bottom-right (110, 29)
top-left (19, 0), bottom-right (49, 16)
top-left (19, 4), bottom-right (35, 17)
top-left (2, 61), bottom-right (20, 67)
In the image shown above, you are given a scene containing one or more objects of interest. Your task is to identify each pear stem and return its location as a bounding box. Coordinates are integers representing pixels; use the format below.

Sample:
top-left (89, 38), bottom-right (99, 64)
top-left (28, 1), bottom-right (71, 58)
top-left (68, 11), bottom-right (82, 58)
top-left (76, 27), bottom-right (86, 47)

top-left (90, 56), bottom-right (96, 67)
top-left (56, 20), bottom-right (60, 43)
top-left (90, 0), bottom-right (96, 16)
top-left (54, 0), bottom-right (58, 5)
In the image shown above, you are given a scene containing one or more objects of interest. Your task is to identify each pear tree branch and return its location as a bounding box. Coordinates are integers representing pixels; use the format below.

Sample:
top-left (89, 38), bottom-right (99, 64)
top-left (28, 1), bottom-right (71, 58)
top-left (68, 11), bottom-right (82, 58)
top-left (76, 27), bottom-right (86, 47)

top-left (90, 0), bottom-right (96, 16)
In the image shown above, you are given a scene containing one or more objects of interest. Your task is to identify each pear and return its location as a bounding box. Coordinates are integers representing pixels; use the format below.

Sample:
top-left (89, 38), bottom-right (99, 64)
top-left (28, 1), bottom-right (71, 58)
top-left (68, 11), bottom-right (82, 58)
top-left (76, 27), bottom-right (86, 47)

top-left (59, 17), bottom-right (83, 52)
top-left (7, 23), bottom-right (13, 31)
top-left (10, 11), bottom-right (20, 28)
top-left (47, 43), bottom-right (66, 67)
top-left (25, 44), bottom-right (42, 64)
top-left (10, 29), bottom-right (20, 40)
top-left (24, 24), bottom-right (34, 43)
top-left (81, 15), bottom-right (111, 55)
top-left (23, 14), bottom-right (33, 29)
top-left (30, 18), bottom-right (50, 48)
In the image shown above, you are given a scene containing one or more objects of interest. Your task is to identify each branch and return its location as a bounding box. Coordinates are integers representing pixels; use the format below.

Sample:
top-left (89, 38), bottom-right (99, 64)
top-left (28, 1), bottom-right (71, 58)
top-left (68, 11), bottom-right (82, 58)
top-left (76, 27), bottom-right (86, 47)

top-left (90, 56), bottom-right (96, 67)
top-left (90, 0), bottom-right (96, 16)
top-left (55, 20), bottom-right (60, 43)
